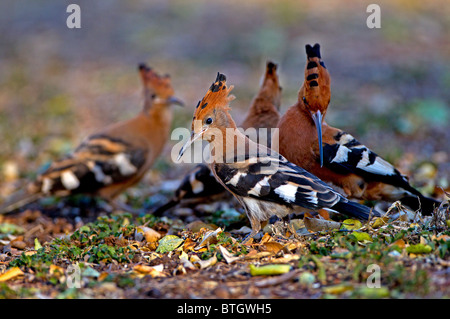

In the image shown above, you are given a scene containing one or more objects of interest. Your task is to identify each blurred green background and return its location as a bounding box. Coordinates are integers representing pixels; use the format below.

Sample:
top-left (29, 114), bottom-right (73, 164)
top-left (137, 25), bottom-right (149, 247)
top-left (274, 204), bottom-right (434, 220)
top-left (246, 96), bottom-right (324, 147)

top-left (0, 0), bottom-right (448, 191)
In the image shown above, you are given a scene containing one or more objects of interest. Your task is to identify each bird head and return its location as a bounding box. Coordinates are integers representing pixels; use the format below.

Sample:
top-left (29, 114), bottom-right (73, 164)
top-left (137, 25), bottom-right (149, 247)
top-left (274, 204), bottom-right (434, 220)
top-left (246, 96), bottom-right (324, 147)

top-left (298, 43), bottom-right (331, 167)
top-left (138, 63), bottom-right (184, 107)
top-left (177, 72), bottom-right (236, 160)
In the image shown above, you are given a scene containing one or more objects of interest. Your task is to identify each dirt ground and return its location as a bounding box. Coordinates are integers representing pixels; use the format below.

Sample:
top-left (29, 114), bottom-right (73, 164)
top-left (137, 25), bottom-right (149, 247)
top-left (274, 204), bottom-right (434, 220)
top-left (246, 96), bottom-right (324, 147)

top-left (0, 1), bottom-right (449, 300)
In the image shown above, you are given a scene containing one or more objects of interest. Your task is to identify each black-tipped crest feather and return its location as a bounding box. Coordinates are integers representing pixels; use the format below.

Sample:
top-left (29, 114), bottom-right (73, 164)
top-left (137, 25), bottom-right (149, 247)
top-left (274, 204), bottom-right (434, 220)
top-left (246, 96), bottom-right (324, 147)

top-left (305, 43), bottom-right (321, 59)
top-left (266, 61), bottom-right (277, 74)
top-left (138, 63), bottom-right (151, 71)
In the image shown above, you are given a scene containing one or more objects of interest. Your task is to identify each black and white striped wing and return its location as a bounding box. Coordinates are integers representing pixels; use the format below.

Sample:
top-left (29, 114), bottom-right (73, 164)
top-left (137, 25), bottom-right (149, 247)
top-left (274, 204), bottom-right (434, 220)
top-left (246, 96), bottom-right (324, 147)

top-left (214, 154), bottom-right (342, 210)
top-left (35, 134), bottom-right (147, 195)
top-left (174, 164), bottom-right (226, 199)
top-left (323, 131), bottom-right (416, 191)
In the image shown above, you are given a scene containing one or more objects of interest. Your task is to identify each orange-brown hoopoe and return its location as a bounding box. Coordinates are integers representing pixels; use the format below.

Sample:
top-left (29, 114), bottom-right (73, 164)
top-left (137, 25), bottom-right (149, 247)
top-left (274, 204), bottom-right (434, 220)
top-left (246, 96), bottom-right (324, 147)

top-left (153, 61), bottom-right (282, 215)
top-left (0, 63), bottom-right (183, 214)
top-left (274, 43), bottom-right (439, 215)
top-left (177, 73), bottom-right (380, 242)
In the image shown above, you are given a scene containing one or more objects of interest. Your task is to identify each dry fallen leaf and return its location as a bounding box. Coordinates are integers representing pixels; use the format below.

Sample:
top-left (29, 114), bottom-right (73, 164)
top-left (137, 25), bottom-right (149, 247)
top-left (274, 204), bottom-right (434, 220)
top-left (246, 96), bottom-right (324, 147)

top-left (186, 220), bottom-right (218, 233)
top-left (2, 161), bottom-right (19, 182)
top-left (270, 254), bottom-right (300, 263)
top-left (260, 241), bottom-right (284, 254)
top-left (49, 265), bottom-right (64, 277)
top-left (371, 216), bottom-right (389, 228)
top-left (180, 256), bottom-right (197, 270)
top-left (192, 255), bottom-right (218, 269)
top-left (98, 272), bottom-right (109, 282)
top-left (133, 264), bottom-right (166, 278)
top-left (229, 226), bottom-right (252, 235)
top-left (390, 239), bottom-right (406, 249)
top-left (243, 251), bottom-right (273, 260)
top-left (317, 209), bottom-right (331, 220)
top-left (24, 251), bottom-right (37, 256)
top-left (135, 226), bottom-right (161, 243)
top-left (218, 245), bottom-right (241, 264)
top-left (144, 227), bottom-right (162, 243)
top-left (195, 227), bottom-right (223, 251)
top-left (260, 233), bottom-right (273, 244)
top-left (0, 267), bottom-right (24, 282)
top-left (304, 216), bottom-right (341, 232)
top-left (182, 238), bottom-right (197, 251)
top-left (432, 234), bottom-right (450, 242)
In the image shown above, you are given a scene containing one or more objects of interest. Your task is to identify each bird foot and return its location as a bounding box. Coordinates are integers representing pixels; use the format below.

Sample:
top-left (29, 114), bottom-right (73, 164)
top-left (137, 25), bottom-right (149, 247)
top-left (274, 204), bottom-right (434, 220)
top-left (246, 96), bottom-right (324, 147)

top-left (241, 231), bottom-right (259, 245)
top-left (287, 223), bottom-right (301, 241)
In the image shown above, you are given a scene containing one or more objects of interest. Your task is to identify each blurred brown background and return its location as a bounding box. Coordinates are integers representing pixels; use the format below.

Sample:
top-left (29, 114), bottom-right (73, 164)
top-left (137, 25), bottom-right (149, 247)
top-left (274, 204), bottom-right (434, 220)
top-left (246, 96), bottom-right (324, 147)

top-left (0, 0), bottom-right (448, 195)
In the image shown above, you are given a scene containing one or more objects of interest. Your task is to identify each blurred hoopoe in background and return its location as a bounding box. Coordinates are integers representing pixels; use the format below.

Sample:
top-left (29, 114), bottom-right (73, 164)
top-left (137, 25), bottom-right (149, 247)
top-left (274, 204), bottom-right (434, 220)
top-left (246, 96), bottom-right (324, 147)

top-left (240, 61), bottom-right (282, 148)
top-left (153, 61), bottom-right (282, 215)
top-left (274, 43), bottom-right (439, 215)
top-left (0, 63), bottom-right (183, 214)
top-left (178, 73), bottom-right (380, 242)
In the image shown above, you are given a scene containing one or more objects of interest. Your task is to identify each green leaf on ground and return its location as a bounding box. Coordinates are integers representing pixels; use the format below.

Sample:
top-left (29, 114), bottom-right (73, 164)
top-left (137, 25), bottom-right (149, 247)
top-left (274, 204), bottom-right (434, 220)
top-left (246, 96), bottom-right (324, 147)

top-left (156, 235), bottom-right (184, 254)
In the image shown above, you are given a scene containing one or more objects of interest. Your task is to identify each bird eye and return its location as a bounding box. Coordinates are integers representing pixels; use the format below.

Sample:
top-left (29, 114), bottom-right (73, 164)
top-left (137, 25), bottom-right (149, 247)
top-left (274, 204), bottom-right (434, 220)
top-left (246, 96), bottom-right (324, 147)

top-left (205, 117), bottom-right (213, 125)
top-left (151, 94), bottom-right (156, 99)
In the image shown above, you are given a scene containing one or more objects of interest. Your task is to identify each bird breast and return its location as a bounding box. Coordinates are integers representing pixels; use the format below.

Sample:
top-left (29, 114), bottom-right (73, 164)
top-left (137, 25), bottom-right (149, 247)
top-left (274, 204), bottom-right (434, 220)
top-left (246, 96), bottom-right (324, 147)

top-left (241, 196), bottom-right (291, 222)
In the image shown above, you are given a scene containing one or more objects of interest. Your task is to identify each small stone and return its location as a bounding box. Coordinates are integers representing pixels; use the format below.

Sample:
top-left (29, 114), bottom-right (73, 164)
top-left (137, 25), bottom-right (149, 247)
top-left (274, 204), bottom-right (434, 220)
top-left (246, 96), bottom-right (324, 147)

top-left (213, 286), bottom-right (230, 298)
top-left (11, 241), bottom-right (27, 250)
top-left (299, 271), bottom-right (316, 287)
top-left (146, 288), bottom-right (162, 298)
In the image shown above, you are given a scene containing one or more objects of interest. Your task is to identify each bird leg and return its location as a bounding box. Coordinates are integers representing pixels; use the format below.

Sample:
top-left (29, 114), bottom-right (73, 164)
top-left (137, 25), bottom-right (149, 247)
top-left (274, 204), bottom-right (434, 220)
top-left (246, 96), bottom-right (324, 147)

top-left (241, 214), bottom-right (262, 245)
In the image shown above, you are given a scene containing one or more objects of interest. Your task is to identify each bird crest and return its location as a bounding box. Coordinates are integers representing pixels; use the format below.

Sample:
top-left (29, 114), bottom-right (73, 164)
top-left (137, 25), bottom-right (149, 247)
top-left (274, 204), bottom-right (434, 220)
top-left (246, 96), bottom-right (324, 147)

top-left (193, 73), bottom-right (235, 121)
top-left (299, 43), bottom-right (331, 113)
top-left (261, 61), bottom-right (280, 88)
top-left (305, 43), bottom-right (322, 60)
top-left (266, 61), bottom-right (277, 75)
top-left (138, 63), bottom-right (175, 99)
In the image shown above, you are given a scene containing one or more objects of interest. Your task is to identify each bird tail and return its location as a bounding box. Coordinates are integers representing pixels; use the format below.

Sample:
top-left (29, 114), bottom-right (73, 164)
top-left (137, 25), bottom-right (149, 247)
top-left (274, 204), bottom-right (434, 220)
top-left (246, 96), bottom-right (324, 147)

top-left (332, 199), bottom-right (382, 221)
top-left (0, 188), bottom-right (41, 215)
top-left (400, 194), bottom-right (441, 216)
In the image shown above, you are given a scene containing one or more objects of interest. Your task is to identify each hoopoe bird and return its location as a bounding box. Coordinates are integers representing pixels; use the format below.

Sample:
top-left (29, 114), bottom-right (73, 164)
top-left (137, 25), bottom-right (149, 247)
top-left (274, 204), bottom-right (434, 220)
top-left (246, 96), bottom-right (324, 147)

top-left (274, 43), bottom-right (439, 215)
top-left (0, 63), bottom-right (183, 215)
top-left (239, 61), bottom-right (282, 147)
top-left (153, 61), bottom-right (282, 215)
top-left (177, 73), bottom-right (380, 242)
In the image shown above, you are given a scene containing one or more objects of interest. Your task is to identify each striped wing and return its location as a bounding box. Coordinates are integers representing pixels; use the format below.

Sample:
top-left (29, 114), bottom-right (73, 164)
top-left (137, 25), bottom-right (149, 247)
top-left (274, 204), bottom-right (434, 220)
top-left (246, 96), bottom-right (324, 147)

top-left (322, 130), bottom-right (415, 190)
top-left (35, 134), bottom-right (147, 195)
top-left (174, 164), bottom-right (225, 199)
top-left (214, 153), bottom-right (342, 210)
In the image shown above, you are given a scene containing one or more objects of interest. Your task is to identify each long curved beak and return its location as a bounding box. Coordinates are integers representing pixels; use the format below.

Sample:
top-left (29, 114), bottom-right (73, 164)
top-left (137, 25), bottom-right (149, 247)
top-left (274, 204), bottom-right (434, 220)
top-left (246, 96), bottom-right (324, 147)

top-left (177, 129), bottom-right (206, 161)
top-left (311, 110), bottom-right (323, 167)
top-left (167, 96), bottom-right (185, 107)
